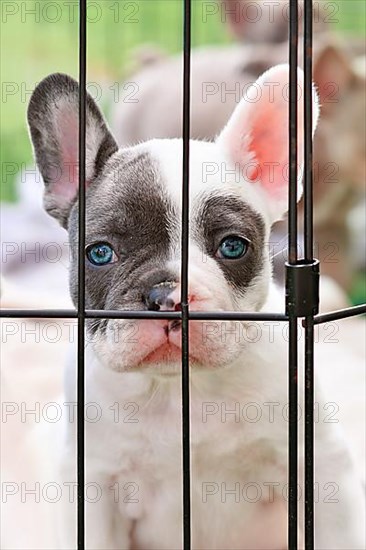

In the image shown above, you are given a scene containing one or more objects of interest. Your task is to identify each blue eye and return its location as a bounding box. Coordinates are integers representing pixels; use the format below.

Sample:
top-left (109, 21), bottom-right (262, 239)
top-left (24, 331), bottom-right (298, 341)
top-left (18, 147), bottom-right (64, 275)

top-left (216, 236), bottom-right (249, 260)
top-left (86, 243), bottom-right (116, 266)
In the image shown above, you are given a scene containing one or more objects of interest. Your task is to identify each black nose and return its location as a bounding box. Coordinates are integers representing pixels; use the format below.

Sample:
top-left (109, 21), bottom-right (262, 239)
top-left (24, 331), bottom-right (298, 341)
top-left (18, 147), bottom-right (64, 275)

top-left (145, 282), bottom-right (179, 311)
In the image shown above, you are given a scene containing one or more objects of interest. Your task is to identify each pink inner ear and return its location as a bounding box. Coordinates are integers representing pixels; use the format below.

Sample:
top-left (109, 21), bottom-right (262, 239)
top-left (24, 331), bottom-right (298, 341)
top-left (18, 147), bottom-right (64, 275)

top-left (224, 66), bottom-right (306, 204)
top-left (217, 65), bottom-right (317, 221)
top-left (52, 105), bottom-right (81, 202)
top-left (313, 47), bottom-right (351, 109)
top-left (246, 103), bottom-right (290, 198)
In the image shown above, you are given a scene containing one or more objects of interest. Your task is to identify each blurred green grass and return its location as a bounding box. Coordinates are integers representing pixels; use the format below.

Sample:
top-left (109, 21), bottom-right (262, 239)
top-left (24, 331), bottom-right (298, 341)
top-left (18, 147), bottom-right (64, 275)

top-left (0, 0), bottom-right (228, 202)
top-left (0, 0), bottom-right (365, 202)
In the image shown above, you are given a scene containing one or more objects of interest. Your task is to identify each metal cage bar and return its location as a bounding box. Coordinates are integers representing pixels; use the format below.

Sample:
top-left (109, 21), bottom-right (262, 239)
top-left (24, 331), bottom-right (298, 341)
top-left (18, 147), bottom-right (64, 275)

top-left (288, 2), bottom-right (299, 547)
top-left (77, 0), bottom-right (87, 548)
top-left (181, 0), bottom-right (192, 546)
top-left (304, 1), bottom-right (315, 547)
top-left (1, 305), bottom-right (366, 323)
top-left (1, 1), bottom-right (366, 550)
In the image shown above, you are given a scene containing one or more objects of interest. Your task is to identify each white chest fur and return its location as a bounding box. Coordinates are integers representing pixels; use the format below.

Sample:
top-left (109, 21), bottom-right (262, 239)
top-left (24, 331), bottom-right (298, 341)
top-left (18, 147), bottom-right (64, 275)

top-left (72, 326), bottom-right (289, 549)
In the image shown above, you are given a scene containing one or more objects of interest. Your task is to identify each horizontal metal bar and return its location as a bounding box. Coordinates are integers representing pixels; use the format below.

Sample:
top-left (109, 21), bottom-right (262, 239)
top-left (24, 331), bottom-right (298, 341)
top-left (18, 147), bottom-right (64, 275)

top-left (86, 309), bottom-right (180, 320)
top-left (2, 306), bottom-right (365, 324)
top-left (0, 309), bottom-right (78, 319)
top-left (87, 310), bottom-right (290, 322)
top-left (0, 308), bottom-right (289, 322)
top-left (183, 312), bottom-right (288, 322)
top-left (312, 304), bottom-right (366, 325)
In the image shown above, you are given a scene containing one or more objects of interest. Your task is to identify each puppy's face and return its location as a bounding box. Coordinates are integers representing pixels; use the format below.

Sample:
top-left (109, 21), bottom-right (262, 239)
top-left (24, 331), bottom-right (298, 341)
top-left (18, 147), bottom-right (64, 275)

top-left (28, 67), bottom-right (318, 373)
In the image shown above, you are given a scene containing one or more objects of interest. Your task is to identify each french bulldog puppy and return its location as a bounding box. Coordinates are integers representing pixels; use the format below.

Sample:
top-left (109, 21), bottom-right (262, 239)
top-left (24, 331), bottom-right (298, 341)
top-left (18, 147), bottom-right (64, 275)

top-left (27, 66), bottom-right (365, 549)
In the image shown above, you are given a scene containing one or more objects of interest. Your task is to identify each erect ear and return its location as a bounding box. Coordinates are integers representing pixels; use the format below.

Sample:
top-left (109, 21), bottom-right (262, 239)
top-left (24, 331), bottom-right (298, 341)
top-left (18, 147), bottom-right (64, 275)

top-left (313, 44), bottom-right (353, 115)
top-left (27, 73), bottom-right (118, 228)
top-left (216, 64), bottom-right (320, 222)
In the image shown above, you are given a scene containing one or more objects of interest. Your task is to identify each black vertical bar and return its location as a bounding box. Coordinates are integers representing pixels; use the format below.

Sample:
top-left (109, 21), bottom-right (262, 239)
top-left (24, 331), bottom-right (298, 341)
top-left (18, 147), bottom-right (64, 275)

top-left (304, 1), bottom-right (315, 548)
top-left (304, 316), bottom-right (314, 549)
top-left (304, 0), bottom-right (314, 262)
top-left (181, 0), bottom-right (192, 548)
top-left (78, 0), bottom-right (86, 548)
top-left (289, 2), bottom-right (299, 265)
top-left (288, 1), bottom-right (299, 548)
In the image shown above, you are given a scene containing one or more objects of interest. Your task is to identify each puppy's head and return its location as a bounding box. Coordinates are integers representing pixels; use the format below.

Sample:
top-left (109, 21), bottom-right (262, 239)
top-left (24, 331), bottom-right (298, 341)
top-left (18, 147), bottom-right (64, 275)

top-left (28, 66), bottom-right (319, 374)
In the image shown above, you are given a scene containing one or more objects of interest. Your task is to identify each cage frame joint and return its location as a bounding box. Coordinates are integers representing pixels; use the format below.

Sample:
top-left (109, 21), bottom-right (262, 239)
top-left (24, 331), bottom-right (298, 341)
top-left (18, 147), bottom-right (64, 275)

top-left (285, 259), bottom-right (320, 318)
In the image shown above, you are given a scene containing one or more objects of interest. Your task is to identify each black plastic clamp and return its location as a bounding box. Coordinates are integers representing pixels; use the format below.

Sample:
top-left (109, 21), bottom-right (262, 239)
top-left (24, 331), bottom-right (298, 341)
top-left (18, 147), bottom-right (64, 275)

top-left (285, 259), bottom-right (320, 317)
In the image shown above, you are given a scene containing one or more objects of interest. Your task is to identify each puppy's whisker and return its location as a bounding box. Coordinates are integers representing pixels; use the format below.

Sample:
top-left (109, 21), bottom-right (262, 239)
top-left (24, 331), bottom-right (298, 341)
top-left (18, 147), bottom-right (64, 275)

top-left (270, 247), bottom-right (288, 261)
top-left (141, 381), bottom-right (162, 411)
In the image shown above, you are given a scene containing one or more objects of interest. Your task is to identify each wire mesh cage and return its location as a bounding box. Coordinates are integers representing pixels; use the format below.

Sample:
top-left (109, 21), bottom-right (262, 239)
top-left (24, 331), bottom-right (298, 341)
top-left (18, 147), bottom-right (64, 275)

top-left (1, 1), bottom-right (365, 549)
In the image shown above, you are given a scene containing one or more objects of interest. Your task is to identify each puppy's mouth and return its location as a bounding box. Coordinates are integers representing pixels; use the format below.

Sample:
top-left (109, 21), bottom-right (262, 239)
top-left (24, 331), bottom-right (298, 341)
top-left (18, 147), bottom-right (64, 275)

top-left (138, 320), bottom-right (200, 368)
top-left (143, 342), bottom-right (183, 364)
top-left (105, 318), bottom-right (235, 373)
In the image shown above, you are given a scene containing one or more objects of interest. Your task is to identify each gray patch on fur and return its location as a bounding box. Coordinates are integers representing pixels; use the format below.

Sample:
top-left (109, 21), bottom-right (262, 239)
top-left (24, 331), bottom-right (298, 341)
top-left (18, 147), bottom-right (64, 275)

top-left (192, 193), bottom-right (265, 293)
top-left (67, 151), bottom-right (179, 334)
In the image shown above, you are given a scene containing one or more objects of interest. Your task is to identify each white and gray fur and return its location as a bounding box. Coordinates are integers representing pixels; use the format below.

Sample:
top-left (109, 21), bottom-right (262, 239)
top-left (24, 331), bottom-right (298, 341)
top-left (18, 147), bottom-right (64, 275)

top-left (27, 69), bottom-right (365, 549)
